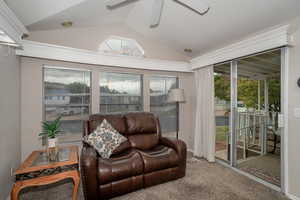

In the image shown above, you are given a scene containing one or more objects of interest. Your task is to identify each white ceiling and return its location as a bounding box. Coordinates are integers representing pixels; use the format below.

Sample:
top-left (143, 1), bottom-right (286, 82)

top-left (6, 0), bottom-right (300, 58)
top-left (5, 0), bottom-right (86, 26)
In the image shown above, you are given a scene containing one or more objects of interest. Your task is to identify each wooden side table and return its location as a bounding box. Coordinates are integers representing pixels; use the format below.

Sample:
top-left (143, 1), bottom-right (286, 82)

top-left (11, 146), bottom-right (80, 200)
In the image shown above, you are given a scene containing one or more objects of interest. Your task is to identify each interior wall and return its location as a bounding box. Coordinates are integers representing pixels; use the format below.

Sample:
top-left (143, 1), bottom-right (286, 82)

top-left (26, 24), bottom-right (190, 62)
top-left (287, 20), bottom-right (300, 199)
top-left (20, 56), bottom-right (196, 160)
top-left (0, 46), bottom-right (21, 199)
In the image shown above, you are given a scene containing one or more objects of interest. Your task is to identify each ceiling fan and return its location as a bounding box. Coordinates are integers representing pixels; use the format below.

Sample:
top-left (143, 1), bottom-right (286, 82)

top-left (105, 0), bottom-right (210, 28)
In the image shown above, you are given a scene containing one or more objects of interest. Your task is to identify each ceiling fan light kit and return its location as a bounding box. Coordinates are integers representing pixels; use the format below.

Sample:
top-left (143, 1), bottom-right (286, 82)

top-left (105, 0), bottom-right (209, 27)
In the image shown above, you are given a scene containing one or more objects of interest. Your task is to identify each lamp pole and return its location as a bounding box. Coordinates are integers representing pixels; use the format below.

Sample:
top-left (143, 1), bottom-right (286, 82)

top-left (167, 88), bottom-right (185, 139)
top-left (176, 101), bottom-right (179, 139)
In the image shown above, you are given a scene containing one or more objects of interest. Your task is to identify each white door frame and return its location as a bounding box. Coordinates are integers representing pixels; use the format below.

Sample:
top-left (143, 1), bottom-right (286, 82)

top-left (281, 47), bottom-right (289, 193)
top-left (230, 60), bottom-right (238, 167)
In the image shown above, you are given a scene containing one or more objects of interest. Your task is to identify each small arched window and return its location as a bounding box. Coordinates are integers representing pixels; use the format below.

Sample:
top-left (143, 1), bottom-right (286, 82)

top-left (99, 36), bottom-right (145, 57)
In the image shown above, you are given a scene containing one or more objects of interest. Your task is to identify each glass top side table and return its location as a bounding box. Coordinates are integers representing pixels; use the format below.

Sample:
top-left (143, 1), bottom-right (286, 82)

top-left (11, 146), bottom-right (80, 200)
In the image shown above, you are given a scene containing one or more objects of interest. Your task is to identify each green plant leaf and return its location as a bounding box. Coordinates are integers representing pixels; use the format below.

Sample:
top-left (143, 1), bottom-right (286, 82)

top-left (39, 115), bottom-right (63, 139)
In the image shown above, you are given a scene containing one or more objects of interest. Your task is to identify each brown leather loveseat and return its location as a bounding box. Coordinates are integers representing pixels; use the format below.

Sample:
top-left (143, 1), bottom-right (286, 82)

top-left (80, 112), bottom-right (187, 200)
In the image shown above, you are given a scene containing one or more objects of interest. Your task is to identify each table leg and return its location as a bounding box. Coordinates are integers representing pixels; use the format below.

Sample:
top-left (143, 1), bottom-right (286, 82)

top-left (10, 170), bottom-right (80, 200)
top-left (71, 170), bottom-right (80, 200)
top-left (11, 182), bottom-right (22, 200)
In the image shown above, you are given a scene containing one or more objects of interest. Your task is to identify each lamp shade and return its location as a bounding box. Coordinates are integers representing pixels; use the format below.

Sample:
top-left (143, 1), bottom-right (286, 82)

top-left (167, 88), bottom-right (185, 103)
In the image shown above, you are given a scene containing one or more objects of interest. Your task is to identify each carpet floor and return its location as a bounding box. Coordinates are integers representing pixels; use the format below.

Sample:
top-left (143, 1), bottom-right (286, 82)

top-left (19, 158), bottom-right (288, 200)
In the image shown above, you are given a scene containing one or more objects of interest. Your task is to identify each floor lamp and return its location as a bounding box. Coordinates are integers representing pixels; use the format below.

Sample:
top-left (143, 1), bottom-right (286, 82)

top-left (167, 88), bottom-right (185, 139)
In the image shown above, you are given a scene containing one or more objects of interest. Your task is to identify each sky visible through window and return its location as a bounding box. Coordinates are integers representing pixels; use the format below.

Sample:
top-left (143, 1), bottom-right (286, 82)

top-left (45, 68), bottom-right (90, 87)
top-left (100, 72), bottom-right (141, 95)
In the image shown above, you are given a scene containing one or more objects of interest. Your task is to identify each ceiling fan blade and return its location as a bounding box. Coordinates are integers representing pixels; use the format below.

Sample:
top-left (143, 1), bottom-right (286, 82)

top-left (150, 0), bottom-right (164, 28)
top-left (105, 0), bottom-right (133, 7)
top-left (174, 0), bottom-right (209, 15)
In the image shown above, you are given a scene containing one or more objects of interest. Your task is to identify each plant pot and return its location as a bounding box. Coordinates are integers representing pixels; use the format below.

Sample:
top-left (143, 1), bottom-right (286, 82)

top-left (47, 138), bottom-right (58, 161)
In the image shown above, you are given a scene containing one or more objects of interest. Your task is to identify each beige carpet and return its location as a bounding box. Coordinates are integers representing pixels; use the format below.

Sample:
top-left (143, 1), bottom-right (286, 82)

top-left (19, 158), bottom-right (288, 200)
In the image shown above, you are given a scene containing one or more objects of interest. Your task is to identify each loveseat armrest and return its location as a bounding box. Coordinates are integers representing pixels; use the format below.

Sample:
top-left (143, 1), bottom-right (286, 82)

top-left (160, 137), bottom-right (187, 156)
top-left (80, 143), bottom-right (99, 200)
top-left (160, 137), bottom-right (187, 177)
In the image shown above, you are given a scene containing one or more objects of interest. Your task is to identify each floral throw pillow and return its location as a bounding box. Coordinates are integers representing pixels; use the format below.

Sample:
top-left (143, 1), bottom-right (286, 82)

top-left (84, 119), bottom-right (127, 159)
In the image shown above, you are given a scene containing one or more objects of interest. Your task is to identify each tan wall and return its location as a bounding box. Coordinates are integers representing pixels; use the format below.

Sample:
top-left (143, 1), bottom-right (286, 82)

top-left (287, 21), bottom-right (300, 198)
top-left (20, 57), bottom-right (196, 160)
top-left (27, 25), bottom-right (190, 62)
top-left (0, 46), bottom-right (21, 199)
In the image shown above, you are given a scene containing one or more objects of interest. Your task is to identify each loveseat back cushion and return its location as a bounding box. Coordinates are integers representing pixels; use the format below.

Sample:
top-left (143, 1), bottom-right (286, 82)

top-left (88, 114), bottom-right (127, 135)
top-left (128, 133), bottom-right (159, 150)
top-left (125, 112), bottom-right (157, 135)
top-left (124, 112), bottom-right (160, 150)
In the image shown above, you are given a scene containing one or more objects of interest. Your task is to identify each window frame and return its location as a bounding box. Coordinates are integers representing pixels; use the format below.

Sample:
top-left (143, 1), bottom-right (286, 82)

top-left (42, 66), bottom-right (92, 142)
top-left (42, 66), bottom-right (180, 139)
top-left (99, 71), bottom-right (144, 114)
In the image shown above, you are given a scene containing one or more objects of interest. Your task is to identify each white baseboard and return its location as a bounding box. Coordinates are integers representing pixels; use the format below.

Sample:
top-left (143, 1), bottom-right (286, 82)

top-left (287, 193), bottom-right (300, 200)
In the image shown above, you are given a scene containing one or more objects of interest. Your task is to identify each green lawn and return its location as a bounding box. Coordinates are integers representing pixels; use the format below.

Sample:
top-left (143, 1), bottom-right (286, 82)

top-left (216, 126), bottom-right (229, 142)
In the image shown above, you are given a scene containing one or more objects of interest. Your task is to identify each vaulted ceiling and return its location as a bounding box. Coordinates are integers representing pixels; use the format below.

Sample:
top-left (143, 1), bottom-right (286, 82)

top-left (6, 0), bottom-right (300, 58)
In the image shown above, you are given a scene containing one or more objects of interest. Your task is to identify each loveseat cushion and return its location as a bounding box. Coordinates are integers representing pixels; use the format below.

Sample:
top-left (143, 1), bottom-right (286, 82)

top-left (125, 112), bottom-right (160, 150)
top-left (125, 112), bottom-right (157, 135)
top-left (97, 149), bottom-right (144, 185)
top-left (139, 145), bottom-right (179, 173)
top-left (111, 140), bottom-right (131, 155)
top-left (128, 133), bottom-right (159, 150)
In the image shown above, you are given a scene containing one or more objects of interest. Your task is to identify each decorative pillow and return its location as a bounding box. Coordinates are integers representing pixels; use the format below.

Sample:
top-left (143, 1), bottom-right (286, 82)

top-left (84, 119), bottom-right (127, 159)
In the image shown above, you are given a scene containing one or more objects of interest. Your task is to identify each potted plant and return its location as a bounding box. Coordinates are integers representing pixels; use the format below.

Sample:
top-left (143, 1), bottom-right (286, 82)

top-left (39, 116), bottom-right (63, 161)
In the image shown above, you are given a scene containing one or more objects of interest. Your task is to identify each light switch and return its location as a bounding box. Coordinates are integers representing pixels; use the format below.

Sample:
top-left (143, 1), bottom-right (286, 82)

top-left (294, 108), bottom-right (300, 118)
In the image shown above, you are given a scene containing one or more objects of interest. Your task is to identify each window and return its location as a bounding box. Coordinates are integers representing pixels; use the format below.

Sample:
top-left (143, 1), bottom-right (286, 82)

top-left (99, 36), bottom-right (145, 57)
top-left (43, 67), bottom-right (91, 139)
top-left (150, 76), bottom-right (178, 133)
top-left (100, 72), bottom-right (143, 113)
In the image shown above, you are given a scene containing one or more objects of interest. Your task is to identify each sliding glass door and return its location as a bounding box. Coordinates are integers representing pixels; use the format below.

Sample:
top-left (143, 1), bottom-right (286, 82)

top-left (235, 50), bottom-right (281, 186)
top-left (214, 49), bottom-right (282, 187)
top-left (214, 63), bottom-right (231, 163)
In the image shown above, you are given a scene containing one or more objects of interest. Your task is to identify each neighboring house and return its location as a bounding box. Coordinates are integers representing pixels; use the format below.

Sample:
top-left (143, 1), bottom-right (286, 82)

top-left (44, 82), bottom-right (81, 116)
top-left (45, 90), bottom-right (70, 106)
top-left (45, 82), bottom-right (71, 105)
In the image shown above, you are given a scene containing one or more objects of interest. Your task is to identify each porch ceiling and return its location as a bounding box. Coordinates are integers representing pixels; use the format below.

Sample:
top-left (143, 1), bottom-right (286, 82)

top-left (214, 50), bottom-right (281, 80)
